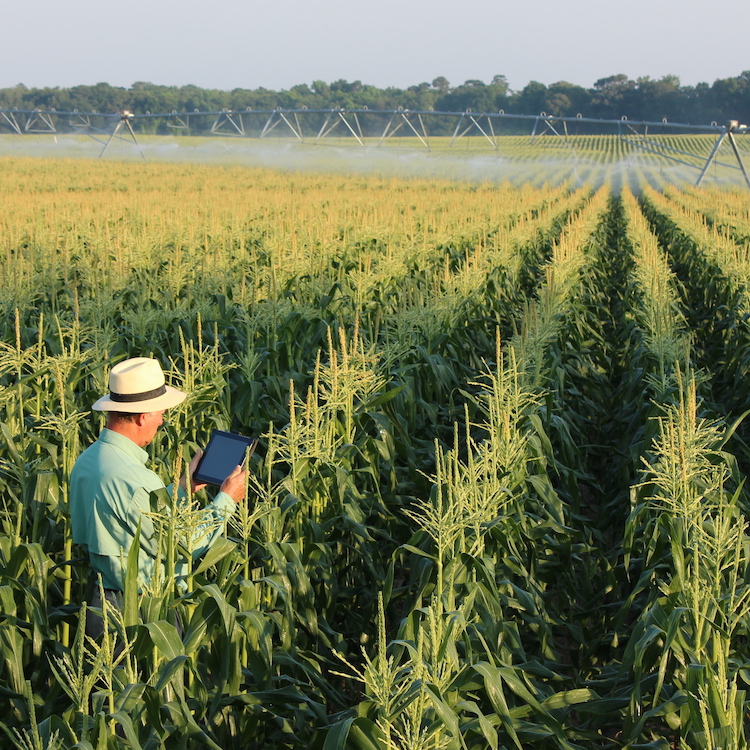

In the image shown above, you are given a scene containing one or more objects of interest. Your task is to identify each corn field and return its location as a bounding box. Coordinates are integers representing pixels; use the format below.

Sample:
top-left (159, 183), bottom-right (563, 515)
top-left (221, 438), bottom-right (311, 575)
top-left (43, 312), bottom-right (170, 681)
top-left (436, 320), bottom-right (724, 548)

top-left (2, 156), bottom-right (750, 749)
top-left (6, 133), bottom-right (745, 190)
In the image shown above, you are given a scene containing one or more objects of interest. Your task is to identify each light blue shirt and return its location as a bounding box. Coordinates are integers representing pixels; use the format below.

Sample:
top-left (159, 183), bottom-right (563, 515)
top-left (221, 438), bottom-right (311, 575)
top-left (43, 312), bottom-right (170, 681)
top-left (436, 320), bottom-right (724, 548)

top-left (70, 428), bottom-right (236, 591)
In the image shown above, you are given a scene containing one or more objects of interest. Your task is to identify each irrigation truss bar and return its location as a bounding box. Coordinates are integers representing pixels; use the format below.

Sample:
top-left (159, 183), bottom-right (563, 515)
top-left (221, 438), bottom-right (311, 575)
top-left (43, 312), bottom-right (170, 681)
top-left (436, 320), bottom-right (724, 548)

top-left (1, 107), bottom-right (748, 187)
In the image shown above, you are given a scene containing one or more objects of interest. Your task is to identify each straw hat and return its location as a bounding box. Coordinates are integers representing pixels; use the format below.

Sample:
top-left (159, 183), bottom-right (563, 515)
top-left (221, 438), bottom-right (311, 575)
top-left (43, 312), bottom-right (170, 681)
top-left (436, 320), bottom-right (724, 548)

top-left (92, 357), bottom-right (186, 413)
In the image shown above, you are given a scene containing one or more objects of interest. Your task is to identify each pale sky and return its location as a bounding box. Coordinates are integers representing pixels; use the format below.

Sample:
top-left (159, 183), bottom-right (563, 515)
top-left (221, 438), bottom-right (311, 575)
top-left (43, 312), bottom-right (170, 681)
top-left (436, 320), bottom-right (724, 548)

top-left (2, 0), bottom-right (748, 93)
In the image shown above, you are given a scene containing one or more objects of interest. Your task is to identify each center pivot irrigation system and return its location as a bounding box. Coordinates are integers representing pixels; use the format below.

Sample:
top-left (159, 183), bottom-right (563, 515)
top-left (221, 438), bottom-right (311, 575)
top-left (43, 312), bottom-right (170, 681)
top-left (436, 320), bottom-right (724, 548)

top-left (1, 105), bottom-right (749, 187)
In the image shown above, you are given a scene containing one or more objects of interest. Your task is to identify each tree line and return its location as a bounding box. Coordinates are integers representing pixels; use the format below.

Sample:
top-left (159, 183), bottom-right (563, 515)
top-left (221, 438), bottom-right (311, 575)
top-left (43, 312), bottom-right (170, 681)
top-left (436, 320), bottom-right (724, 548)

top-left (2, 73), bottom-right (750, 131)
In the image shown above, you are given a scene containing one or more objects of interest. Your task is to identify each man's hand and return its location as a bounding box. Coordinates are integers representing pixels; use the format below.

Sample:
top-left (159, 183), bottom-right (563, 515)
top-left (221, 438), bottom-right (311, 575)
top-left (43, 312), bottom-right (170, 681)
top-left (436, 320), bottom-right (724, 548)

top-left (180, 450), bottom-right (208, 494)
top-left (220, 464), bottom-right (248, 503)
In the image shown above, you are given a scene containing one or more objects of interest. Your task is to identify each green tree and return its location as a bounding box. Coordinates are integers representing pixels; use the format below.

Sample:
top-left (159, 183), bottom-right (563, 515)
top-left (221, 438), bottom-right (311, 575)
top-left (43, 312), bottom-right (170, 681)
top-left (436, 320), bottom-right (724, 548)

top-left (590, 74), bottom-right (636, 117)
top-left (431, 76), bottom-right (450, 93)
top-left (513, 80), bottom-right (547, 114)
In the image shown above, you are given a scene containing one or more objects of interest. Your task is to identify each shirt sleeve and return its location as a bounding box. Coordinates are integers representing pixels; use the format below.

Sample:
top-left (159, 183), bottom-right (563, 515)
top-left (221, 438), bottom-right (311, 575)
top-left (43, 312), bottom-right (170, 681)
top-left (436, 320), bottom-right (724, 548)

top-left (187, 491), bottom-right (237, 559)
top-left (145, 485), bottom-right (237, 560)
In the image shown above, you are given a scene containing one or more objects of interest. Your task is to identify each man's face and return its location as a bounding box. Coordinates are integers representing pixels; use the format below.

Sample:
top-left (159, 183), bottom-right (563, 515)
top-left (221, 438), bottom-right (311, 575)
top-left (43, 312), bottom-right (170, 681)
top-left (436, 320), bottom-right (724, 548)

top-left (139, 410), bottom-right (166, 447)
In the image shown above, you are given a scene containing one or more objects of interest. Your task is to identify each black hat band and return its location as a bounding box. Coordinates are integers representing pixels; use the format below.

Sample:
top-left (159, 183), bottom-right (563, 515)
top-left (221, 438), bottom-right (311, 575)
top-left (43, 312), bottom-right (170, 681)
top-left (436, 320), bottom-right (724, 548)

top-left (109, 384), bottom-right (167, 403)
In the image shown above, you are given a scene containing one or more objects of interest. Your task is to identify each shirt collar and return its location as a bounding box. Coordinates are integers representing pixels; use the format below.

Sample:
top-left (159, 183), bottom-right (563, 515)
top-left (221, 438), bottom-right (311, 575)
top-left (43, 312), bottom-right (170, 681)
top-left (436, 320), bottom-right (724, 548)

top-left (98, 428), bottom-right (149, 465)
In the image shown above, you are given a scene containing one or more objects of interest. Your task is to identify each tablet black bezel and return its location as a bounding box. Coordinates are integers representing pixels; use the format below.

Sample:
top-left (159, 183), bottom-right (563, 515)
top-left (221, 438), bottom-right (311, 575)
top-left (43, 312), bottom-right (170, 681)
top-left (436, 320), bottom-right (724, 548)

top-left (193, 430), bottom-right (257, 486)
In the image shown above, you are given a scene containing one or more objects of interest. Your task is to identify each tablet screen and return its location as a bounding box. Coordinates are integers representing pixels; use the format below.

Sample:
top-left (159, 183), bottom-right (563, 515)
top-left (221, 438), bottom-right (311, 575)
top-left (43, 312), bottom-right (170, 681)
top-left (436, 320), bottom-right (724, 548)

top-left (194, 430), bottom-right (257, 486)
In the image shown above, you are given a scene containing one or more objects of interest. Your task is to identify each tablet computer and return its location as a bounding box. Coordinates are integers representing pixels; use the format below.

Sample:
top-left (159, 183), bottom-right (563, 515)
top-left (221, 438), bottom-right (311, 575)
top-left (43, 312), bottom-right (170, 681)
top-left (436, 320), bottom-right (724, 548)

top-left (194, 430), bottom-right (258, 486)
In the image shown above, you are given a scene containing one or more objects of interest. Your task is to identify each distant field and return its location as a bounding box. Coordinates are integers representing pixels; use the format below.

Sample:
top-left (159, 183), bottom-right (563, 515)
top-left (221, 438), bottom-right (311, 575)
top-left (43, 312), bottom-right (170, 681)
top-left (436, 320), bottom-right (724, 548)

top-left (3, 158), bottom-right (750, 747)
top-left (1, 132), bottom-right (745, 189)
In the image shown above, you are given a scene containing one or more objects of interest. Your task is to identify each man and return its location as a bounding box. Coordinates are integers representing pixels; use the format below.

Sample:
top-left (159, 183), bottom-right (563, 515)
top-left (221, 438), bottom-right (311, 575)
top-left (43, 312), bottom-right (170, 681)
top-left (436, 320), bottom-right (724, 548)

top-left (70, 357), bottom-right (246, 621)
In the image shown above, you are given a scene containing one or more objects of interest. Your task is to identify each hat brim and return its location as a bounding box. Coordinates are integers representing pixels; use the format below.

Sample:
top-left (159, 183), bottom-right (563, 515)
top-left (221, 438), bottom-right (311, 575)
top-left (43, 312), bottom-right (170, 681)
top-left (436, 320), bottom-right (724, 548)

top-left (92, 385), bottom-right (187, 413)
